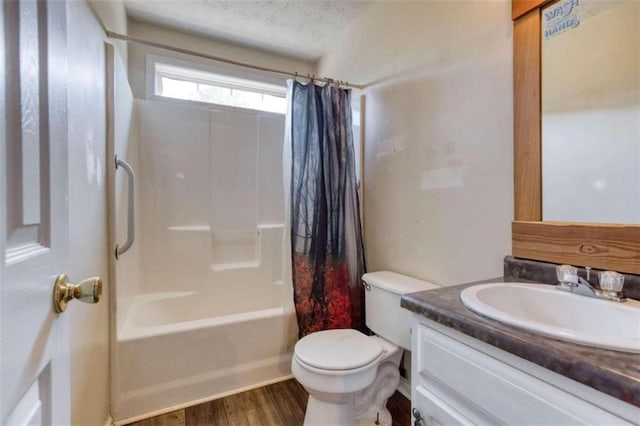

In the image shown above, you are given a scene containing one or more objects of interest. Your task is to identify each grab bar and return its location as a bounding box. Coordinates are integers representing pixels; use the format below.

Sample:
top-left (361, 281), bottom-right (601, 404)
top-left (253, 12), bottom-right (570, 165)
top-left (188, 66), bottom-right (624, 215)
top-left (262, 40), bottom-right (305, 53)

top-left (115, 155), bottom-right (135, 259)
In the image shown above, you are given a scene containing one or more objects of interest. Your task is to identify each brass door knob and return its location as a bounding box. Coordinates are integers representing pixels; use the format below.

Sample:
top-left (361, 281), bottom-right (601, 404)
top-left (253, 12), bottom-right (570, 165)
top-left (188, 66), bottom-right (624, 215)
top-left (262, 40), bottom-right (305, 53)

top-left (53, 274), bottom-right (103, 313)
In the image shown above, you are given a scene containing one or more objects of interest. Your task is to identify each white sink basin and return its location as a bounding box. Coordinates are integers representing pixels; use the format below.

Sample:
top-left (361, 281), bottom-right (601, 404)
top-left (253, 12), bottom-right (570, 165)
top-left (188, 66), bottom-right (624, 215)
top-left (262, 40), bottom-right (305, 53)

top-left (460, 282), bottom-right (640, 353)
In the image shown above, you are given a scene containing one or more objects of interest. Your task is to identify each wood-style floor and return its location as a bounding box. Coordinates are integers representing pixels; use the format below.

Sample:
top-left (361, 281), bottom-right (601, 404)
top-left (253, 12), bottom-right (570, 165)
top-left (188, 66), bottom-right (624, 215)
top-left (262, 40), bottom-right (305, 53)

top-left (127, 379), bottom-right (411, 426)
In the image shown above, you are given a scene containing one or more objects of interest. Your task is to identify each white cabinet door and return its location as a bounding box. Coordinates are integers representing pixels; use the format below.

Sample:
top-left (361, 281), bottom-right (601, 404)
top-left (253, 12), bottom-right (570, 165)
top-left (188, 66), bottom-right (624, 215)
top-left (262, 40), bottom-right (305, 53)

top-left (1, 1), bottom-right (71, 424)
top-left (413, 385), bottom-right (475, 426)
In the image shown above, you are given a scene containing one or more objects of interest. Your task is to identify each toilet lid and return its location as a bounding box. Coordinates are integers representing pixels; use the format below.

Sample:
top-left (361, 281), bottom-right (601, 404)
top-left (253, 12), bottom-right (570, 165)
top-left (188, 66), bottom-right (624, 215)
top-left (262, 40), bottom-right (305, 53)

top-left (295, 329), bottom-right (383, 371)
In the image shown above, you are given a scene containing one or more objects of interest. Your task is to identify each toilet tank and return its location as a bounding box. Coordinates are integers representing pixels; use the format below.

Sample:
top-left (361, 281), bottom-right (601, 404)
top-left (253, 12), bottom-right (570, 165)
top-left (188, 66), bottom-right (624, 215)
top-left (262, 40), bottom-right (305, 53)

top-left (363, 271), bottom-right (440, 351)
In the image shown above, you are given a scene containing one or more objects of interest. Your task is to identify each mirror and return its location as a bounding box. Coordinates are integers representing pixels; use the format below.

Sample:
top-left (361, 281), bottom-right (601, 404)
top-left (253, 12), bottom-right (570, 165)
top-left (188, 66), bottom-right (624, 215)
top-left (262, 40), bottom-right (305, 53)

top-left (541, 0), bottom-right (640, 224)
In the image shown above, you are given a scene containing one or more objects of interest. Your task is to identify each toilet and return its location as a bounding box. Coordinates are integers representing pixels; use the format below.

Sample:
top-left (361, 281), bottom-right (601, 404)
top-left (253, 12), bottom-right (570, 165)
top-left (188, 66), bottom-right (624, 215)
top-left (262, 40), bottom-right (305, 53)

top-left (291, 271), bottom-right (440, 426)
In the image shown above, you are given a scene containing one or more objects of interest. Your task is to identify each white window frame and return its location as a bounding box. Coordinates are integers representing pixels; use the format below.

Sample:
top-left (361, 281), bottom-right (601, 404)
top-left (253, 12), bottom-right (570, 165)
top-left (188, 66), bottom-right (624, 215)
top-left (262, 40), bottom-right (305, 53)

top-left (145, 54), bottom-right (287, 114)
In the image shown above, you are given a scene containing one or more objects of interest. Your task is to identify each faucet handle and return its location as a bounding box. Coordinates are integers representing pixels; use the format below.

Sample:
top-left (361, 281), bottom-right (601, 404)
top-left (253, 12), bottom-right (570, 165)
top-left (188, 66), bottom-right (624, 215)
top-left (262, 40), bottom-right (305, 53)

top-left (599, 271), bottom-right (625, 294)
top-left (556, 264), bottom-right (578, 284)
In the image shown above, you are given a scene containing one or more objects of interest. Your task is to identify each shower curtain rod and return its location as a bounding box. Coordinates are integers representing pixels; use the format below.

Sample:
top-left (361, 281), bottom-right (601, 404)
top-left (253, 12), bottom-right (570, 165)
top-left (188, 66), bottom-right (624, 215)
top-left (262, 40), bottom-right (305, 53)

top-left (106, 30), bottom-right (366, 90)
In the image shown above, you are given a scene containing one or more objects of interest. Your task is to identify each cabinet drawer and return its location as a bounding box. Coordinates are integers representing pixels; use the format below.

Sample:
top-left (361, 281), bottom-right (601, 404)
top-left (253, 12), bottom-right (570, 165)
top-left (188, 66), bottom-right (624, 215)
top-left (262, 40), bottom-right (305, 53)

top-left (414, 323), bottom-right (632, 425)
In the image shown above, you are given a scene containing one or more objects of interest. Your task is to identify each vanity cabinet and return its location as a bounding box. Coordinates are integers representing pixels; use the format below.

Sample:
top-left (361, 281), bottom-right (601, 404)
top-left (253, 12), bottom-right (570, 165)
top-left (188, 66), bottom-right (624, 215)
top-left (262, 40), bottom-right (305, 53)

top-left (411, 319), bottom-right (639, 425)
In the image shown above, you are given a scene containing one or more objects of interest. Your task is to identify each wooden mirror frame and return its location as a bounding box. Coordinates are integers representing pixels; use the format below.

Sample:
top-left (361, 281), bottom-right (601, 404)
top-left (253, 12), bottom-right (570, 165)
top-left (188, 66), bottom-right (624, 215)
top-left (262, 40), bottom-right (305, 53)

top-left (511, 0), bottom-right (640, 274)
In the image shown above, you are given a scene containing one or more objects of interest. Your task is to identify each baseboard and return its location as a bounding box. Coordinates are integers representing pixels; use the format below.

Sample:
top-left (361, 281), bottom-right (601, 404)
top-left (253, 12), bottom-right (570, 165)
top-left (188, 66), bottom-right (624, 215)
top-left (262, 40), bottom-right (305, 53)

top-left (397, 376), bottom-right (411, 401)
top-left (105, 415), bottom-right (114, 426)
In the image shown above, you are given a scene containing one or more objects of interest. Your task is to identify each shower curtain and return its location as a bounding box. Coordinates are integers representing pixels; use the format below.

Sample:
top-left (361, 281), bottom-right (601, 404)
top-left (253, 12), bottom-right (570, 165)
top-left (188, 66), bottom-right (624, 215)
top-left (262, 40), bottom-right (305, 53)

top-left (284, 80), bottom-right (366, 337)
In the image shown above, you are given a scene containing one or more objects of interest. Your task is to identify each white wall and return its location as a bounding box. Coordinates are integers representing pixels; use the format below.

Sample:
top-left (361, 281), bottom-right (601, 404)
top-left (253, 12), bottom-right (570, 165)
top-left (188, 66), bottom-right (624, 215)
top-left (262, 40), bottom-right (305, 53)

top-left (87, 0), bottom-right (128, 64)
top-left (127, 19), bottom-right (317, 99)
top-left (66, 1), bottom-right (112, 424)
top-left (319, 0), bottom-right (514, 286)
top-left (87, 0), bottom-right (127, 33)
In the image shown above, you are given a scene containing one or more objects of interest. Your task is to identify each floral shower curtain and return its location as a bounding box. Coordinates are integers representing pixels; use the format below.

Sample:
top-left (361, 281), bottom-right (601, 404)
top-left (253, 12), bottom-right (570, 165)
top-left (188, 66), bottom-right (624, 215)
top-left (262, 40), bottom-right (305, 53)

top-left (284, 80), bottom-right (366, 337)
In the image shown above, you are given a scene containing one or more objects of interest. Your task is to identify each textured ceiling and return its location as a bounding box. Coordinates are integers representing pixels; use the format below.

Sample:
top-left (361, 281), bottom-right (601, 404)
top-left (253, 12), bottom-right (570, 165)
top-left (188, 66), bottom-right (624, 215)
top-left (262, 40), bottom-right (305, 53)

top-left (124, 0), bottom-right (375, 61)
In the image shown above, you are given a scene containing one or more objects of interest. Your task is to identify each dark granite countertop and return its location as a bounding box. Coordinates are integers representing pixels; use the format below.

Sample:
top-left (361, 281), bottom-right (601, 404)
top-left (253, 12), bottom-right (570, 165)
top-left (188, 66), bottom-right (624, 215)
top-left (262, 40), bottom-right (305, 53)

top-left (401, 277), bottom-right (640, 408)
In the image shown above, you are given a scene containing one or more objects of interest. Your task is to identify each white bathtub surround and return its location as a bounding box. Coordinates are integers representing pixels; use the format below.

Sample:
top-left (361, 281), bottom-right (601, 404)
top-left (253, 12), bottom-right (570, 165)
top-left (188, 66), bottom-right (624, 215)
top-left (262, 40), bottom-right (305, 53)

top-left (112, 97), bottom-right (298, 421)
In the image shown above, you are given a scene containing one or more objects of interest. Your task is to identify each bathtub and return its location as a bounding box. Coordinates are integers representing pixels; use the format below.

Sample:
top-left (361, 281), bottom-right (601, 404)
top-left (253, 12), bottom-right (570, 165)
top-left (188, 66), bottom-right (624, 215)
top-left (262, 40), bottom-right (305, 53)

top-left (111, 99), bottom-right (297, 423)
top-left (113, 291), bottom-right (298, 423)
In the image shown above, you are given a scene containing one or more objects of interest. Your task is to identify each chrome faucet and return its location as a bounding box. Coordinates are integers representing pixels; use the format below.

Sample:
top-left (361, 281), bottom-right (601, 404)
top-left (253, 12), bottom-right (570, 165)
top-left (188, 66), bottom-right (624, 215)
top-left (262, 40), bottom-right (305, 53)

top-left (556, 265), bottom-right (626, 302)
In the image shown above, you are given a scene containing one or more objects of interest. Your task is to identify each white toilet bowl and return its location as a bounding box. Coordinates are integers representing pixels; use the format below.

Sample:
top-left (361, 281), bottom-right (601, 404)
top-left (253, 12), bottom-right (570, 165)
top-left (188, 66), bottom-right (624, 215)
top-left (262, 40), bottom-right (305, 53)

top-left (292, 329), bottom-right (403, 426)
top-left (291, 271), bottom-right (441, 426)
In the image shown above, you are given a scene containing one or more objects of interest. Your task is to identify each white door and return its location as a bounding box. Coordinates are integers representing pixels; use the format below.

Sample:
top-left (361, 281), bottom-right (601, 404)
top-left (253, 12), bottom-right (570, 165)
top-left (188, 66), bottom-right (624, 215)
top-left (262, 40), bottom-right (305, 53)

top-left (1, 1), bottom-right (72, 424)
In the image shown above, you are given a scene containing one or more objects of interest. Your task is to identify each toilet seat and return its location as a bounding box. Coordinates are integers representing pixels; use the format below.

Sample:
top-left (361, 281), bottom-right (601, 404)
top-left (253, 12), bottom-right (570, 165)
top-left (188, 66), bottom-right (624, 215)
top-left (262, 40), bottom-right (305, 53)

top-left (294, 329), bottom-right (384, 371)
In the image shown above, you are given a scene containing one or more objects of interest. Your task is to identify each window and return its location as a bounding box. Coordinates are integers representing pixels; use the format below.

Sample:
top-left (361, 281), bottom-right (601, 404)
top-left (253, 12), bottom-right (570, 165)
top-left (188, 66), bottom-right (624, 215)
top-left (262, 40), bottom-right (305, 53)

top-left (153, 61), bottom-right (287, 114)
